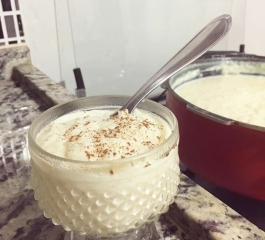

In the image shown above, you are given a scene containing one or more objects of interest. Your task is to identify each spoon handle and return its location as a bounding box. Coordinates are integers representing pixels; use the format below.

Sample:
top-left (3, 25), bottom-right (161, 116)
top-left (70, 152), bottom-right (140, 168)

top-left (121, 14), bottom-right (232, 113)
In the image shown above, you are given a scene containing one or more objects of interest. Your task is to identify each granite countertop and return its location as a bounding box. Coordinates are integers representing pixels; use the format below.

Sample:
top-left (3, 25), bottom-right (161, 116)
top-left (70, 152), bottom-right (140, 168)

top-left (1, 51), bottom-right (265, 239)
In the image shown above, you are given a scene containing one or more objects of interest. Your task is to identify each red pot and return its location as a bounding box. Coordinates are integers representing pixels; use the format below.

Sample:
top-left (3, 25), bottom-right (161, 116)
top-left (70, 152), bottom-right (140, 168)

top-left (165, 52), bottom-right (265, 200)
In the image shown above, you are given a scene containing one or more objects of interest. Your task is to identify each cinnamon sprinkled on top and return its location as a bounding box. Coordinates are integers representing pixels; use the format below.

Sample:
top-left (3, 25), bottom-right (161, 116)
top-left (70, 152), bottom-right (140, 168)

top-left (36, 109), bottom-right (171, 161)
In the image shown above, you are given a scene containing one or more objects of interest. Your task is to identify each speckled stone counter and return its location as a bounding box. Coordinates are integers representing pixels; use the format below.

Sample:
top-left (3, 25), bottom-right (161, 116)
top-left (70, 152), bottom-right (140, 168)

top-left (0, 45), bottom-right (30, 81)
top-left (1, 60), bottom-right (265, 240)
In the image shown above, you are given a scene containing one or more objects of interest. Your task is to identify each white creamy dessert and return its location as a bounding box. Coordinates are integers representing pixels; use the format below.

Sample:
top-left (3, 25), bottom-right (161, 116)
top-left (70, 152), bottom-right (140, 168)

top-left (31, 107), bottom-right (180, 236)
top-left (176, 74), bottom-right (265, 127)
top-left (36, 109), bottom-right (171, 161)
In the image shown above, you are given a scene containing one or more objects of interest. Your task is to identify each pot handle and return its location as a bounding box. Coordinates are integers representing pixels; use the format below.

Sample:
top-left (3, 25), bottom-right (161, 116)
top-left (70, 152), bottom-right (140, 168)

top-left (187, 103), bottom-right (236, 125)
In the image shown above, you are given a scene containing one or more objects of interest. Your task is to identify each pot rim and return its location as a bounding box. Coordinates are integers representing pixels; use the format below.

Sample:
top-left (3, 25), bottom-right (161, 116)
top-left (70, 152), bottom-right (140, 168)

top-left (166, 52), bottom-right (265, 132)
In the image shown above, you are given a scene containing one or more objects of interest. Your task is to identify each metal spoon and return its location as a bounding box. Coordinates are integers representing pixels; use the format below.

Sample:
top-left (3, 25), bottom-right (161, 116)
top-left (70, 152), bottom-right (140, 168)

top-left (117, 14), bottom-right (232, 113)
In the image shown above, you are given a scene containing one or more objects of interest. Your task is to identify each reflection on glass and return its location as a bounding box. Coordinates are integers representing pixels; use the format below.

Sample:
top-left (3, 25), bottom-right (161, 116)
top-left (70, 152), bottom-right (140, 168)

top-left (5, 15), bottom-right (16, 38)
top-left (15, 0), bottom-right (19, 10)
top-left (0, 19), bottom-right (3, 39)
top-left (1, 0), bottom-right (12, 11)
top-left (16, 15), bottom-right (24, 36)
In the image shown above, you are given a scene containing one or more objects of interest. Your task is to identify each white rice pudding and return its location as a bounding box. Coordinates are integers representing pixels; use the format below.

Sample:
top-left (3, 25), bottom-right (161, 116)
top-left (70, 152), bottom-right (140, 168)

top-left (36, 109), bottom-right (171, 161)
top-left (31, 108), bottom-right (180, 236)
top-left (175, 74), bottom-right (265, 127)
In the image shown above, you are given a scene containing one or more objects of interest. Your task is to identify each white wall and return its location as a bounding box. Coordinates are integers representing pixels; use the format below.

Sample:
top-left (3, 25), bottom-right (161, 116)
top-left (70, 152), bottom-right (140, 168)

top-left (20, 0), bottom-right (62, 82)
top-left (20, 0), bottom-right (264, 96)
top-left (244, 0), bottom-right (265, 55)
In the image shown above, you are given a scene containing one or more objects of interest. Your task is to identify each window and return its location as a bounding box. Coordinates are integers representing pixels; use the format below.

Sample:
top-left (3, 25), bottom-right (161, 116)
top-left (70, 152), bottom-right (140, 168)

top-left (0, 0), bottom-right (25, 46)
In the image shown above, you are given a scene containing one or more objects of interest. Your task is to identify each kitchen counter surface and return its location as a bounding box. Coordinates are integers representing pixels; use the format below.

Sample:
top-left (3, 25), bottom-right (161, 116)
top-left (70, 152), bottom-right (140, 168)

top-left (0, 59), bottom-right (264, 239)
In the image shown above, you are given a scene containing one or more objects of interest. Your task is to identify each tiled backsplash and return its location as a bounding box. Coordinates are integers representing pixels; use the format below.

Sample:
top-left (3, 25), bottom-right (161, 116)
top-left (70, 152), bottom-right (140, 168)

top-left (0, 0), bottom-right (25, 46)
